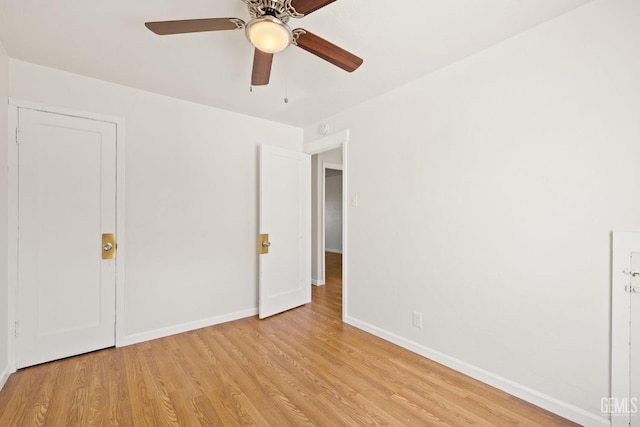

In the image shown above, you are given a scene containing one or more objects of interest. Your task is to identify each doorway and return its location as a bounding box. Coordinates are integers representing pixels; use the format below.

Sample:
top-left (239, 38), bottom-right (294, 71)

top-left (324, 167), bottom-right (343, 257)
top-left (305, 130), bottom-right (348, 319)
top-left (311, 149), bottom-right (343, 287)
top-left (322, 164), bottom-right (343, 311)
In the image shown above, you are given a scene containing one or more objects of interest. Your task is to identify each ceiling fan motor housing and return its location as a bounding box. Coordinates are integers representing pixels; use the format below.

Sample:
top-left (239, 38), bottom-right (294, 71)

top-left (242, 0), bottom-right (303, 22)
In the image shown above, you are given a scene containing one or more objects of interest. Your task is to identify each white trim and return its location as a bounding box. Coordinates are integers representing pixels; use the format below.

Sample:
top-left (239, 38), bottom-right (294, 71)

top-left (312, 279), bottom-right (325, 286)
top-left (7, 99), bottom-right (126, 371)
top-left (325, 248), bottom-right (343, 254)
top-left (304, 130), bottom-right (349, 155)
top-left (9, 99), bottom-right (125, 125)
top-left (611, 231), bottom-right (640, 427)
top-left (0, 365), bottom-right (10, 391)
top-left (114, 119), bottom-right (127, 348)
top-left (324, 163), bottom-right (343, 171)
top-left (341, 141), bottom-right (349, 321)
top-left (345, 315), bottom-right (610, 427)
top-left (122, 308), bottom-right (258, 346)
top-left (7, 105), bottom-right (17, 373)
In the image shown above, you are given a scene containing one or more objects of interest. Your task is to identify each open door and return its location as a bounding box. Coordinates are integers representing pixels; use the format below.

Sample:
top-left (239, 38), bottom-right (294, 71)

top-left (259, 144), bottom-right (311, 318)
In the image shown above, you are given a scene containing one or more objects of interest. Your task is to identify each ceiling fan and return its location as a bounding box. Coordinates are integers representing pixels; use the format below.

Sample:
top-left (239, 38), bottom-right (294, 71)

top-left (145, 0), bottom-right (364, 86)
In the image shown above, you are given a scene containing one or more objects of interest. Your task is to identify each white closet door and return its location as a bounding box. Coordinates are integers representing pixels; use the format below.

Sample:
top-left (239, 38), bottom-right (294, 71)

top-left (17, 108), bottom-right (117, 368)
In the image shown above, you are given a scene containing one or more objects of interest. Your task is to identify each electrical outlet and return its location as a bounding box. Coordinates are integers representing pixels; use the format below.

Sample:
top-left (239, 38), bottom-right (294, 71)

top-left (412, 311), bottom-right (423, 328)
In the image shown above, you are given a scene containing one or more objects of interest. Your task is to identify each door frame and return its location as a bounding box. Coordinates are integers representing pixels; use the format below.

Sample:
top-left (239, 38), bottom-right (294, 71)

top-left (304, 130), bottom-right (349, 320)
top-left (7, 99), bottom-right (126, 372)
top-left (611, 231), bottom-right (640, 426)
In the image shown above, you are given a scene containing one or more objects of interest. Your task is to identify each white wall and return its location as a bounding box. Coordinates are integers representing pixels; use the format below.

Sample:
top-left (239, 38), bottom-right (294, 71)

top-left (0, 41), bottom-right (10, 388)
top-left (304, 0), bottom-right (640, 424)
top-left (324, 170), bottom-right (343, 253)
top-left (311, 148), bottom-right (342, 284)
top-left (9, 60), bottom-right (302, 343)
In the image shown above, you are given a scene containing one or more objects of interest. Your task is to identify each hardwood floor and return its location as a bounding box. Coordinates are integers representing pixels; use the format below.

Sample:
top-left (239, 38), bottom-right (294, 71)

top-left (0, 252), bottom-right (576, 426)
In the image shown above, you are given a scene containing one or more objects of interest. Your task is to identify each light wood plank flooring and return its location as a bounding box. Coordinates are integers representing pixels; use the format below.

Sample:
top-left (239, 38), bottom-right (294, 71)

top-left (0, 252), bottom-right (576, 425)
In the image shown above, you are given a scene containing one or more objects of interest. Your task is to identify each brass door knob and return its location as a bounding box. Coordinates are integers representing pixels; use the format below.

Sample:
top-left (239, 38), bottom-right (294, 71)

top-left (102, 233), bottom-right (117, 259)
top-left (259, 233), bottom-right (270, 254)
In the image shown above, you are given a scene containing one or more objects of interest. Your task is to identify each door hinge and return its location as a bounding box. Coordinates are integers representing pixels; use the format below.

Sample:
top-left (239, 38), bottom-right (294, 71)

top-left (625, 285), bottom-right (639, 294)
top-left (14, 321), bottom-right (19, 338)
top-left (15, 127), bottom-right (20, 144)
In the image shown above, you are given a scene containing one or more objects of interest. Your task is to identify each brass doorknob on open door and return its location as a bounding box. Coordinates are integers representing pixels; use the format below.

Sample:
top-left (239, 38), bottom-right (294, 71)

top-left (259, 233), bottom-right (270, 254)
top-left (102, 233), bottom-right (117, 260)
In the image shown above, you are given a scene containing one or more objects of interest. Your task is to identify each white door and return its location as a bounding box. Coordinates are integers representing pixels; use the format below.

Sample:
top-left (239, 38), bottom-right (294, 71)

top-left (16, 108), bottom-right (117, 368)
top-left (259, 144), bottom-right (311, 319)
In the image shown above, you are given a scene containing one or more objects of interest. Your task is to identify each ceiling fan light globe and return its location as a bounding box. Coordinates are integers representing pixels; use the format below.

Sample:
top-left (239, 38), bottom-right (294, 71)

top-left (246, 16), bottom-right (292, 54)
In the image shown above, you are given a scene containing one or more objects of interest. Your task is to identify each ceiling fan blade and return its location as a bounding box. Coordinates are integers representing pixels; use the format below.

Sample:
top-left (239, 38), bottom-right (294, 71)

top-left (145, 18), bottom-right (245, 35)
top-left (291, 0), bottom-right (337, 16)
top-left (252, 49), bottom-right (274, 86)
top-left (293, 29), bottom-right (363, 72)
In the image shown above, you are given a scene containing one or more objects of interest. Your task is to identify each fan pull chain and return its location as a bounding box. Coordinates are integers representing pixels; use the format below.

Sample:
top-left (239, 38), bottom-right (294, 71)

top-left (284, 76), bottom-right (289, 104)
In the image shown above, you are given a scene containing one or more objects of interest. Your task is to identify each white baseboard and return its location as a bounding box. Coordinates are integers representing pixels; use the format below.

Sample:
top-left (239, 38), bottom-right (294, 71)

top-left (312, 279), bottom-right (325, 286)
top-left (325, 248), bottom-right (342, 254)
top-left (121, 308), bottom-right (258, 346)
top-left (344, 316), bottom-right (609, 427)
top-left (0, 364), bottom-right (10, 392)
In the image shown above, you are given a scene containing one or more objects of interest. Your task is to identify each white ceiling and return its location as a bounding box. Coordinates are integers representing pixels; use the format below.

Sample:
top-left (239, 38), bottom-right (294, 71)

top-left (0, 0), bottom-right (592, 127)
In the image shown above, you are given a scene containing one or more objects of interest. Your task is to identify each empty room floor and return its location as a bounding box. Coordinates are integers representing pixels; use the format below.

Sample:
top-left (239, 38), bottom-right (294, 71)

top-left (0, 252), bottom-right (575, 425)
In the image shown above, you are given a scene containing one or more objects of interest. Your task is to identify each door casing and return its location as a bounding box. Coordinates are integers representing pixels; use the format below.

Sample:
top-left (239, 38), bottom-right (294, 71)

top-left (611, 231), bottom-right (640, 427)
top-left (7, 99), bottom-right (126, 372)
top-left (304, 130), bottom-right (349, 321)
